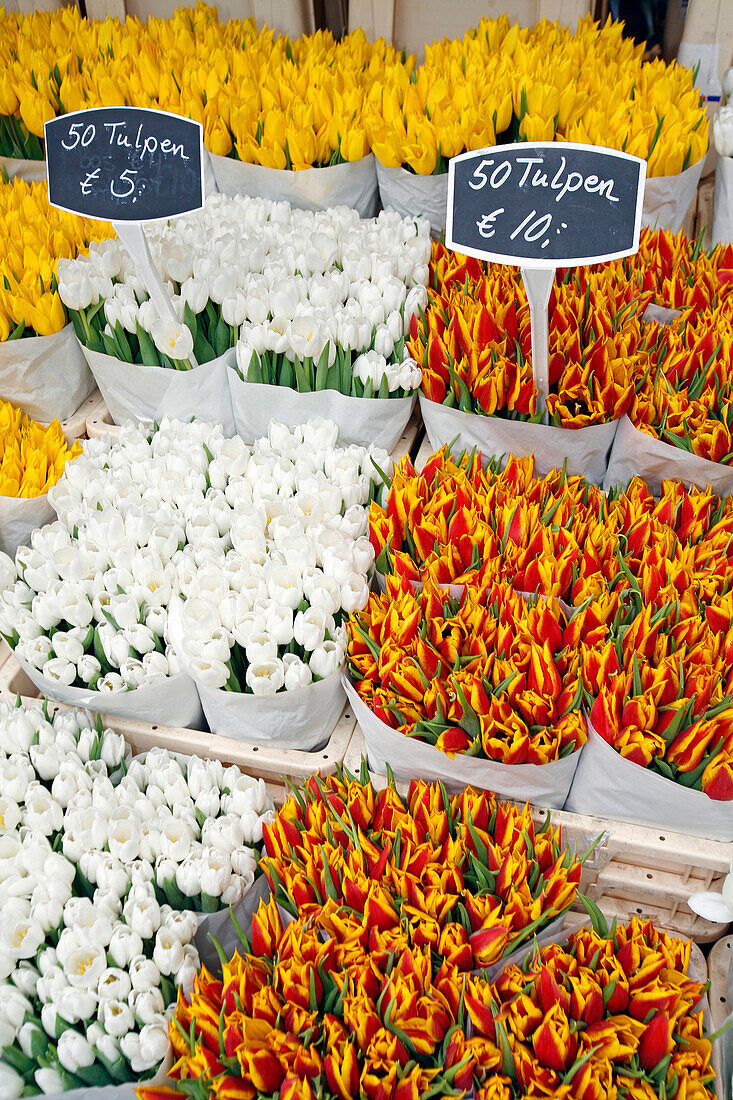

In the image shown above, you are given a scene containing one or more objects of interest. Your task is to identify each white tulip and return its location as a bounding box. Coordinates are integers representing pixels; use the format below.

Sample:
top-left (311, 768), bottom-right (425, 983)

top-left (309, 641), bottom-right (343, 680)
top-left (714, 105), bottom-right (733, 157)
top-left (98, 998), bottom-right (134, 1038)
top-left (151, 319), bottom-right (194, 361)
top-left (283, 654), bottom-right (313, 691)
top-left (245, 658), bottom-right (285, 695)
top-left (108, 924), bottom-right (144, 968)
top-left (127, 956), bottom-right (160, 998)
top-left (34, 1067), bottom-right (66, 1097)
top-left (130, 987), bottom-right (166, 1025)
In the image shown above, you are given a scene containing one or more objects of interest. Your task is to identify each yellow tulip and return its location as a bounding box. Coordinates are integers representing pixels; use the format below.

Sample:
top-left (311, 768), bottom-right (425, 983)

top-left (18, 87), bottom-right (53, 138)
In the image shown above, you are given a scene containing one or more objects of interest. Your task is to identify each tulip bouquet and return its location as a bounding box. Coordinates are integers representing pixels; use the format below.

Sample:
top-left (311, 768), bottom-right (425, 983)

top-left (346, 575), bottom-right (586, 799)
top-left (0, 697), bottom-right (277, 1096)
top-left (0, 400), bottom-right (81, 499)
top-left (347, 573), bottom-right (584, 764)
top-left (567, 592), bottom-right (733, 800)
top-left (369, 449), bottom-right (612, 600)
top-left (412, 242), bottom-right (637, 428)
top-left (262, 771), bottom-right (586, 971)
top-left (370, 447), bottom-right (733, 613)
top-left (0, 178), bottom-right (111, 342)
top-left (139, 895), bottom-right (477, 1100)
top-left (468, 913), bottom-right (716, 1100)
top-left (363, 16), bottom-right (706, 178)
top-left (0, 6), bottom-right (390, 170)
top-left (0, 398), bottom-right (82, 559)
top-left (0, 416), bottom-right (385, 738)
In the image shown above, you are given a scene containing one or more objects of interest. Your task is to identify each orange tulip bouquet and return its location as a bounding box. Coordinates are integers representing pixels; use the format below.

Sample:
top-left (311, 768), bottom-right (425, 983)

top-left (364, 447), bottom-right (733, 837)
top-left (412, 230), bottom-right (733, 489)
top-left (136, 775), bottom-right (719, 1100)
top-left (345, 575), bottom-right (585, 805)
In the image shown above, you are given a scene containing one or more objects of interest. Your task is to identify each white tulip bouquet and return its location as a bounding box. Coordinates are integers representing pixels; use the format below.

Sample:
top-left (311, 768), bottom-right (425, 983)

top-left (56, 194), bottom-right (428, 398)
top-left (0, 418), bottom-right (384, 732)
top-left (0, 699), bottom-right (275, 1097)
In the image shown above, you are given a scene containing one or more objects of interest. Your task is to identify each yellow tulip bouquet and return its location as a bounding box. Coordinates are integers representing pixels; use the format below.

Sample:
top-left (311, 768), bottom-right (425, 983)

top-left (0, 176), bottom-right (112, 341)
top-left (0, 4), bottom-right (393, 170)
top-left (0, 394), bottom-right (81, 557)
top-left (364, 15), bottom-right (707, 177)
top-left (0, 397), bottom-right (81, 498)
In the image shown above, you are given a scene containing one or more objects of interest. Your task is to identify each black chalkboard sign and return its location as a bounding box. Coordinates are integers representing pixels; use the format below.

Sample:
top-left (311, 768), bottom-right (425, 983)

top-left (446, 142), bottom-right (646, 268)
top-left (45, 107), bottom-right (204, 223)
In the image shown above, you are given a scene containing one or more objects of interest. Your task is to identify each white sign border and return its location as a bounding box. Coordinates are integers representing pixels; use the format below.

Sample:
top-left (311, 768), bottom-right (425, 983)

top-left (445, 140), bottom-right (647, 269)
top-left (44, 105), bottom-right (205, 225)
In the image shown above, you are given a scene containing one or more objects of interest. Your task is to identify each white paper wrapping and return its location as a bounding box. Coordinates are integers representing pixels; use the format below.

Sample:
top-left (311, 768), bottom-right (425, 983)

top-left (0, 493), bottom-right (54, 558)
top-left (375, 161), bottom-right (448, 238)
top-left (713, 154), bottom-right (733, 247)
top-left (194, 874), bottom-right (270, 970)
top-left (603, 414), bottom-right (733, 495)
top-left (209, 153), bottom-right (379, 218)
top-left (344, 677), bottom-right (581, 809)
top-left (228, 368), bottom-right (415, 450)
top-left (0, 324), bottom-right (95, 421)
top-left (419, 395), bottom-right (617, 485)
top-left (196, 668), bottom-right (345, 750)
top-left (81, 345), bottom-right (236, 435)
top-left (0, 154), bottom-right (47, 181)
top-left (642, 156), bottom-right (706, 233)
top-left (202, 148), bottom-right (218, 199)
top-left (13, 651), bottom-right (205, 729)
top-left (564, 721), bottom-right (733, 842)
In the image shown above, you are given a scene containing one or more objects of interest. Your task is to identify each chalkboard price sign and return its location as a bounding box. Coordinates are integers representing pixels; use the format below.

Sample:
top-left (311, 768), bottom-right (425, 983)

top-left (446, 141), bottom-right (646, 268)
top-left (45, 106), bottom-right (204, 223)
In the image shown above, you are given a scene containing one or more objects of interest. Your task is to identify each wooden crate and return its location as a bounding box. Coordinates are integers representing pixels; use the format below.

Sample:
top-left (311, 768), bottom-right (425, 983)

top-left (709, 935), bottom-right (733, 1030)
top-left (0, 663), bottom-right (359, 802)
top-left (57, 386), bottom-right (105, 444)
top-left (343, 727), bottom-right (732, 944)
top-left (85, 390), bottom-right (117, 441)
top-left (86, 399), bottom-right (424, 465)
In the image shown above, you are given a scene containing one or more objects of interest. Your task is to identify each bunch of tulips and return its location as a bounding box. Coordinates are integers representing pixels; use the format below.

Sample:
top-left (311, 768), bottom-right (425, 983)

top-left (412, 231), bottom-right (733, 466)
top-left (363, 16), bottom-right (706, 177)
top-left (0, 5), bottom-right (397, 166)
top-left (0, 7), bottom-right (705, 176)
top-left (569, 590), bottom-right (733, 800)
top-left (0, 398), bottom-right (81, 498)
top-left (0, 178), bottom-right (112, 341)
top-left (261, 773), bottom-right (586, 968)
top-left (348, 576), bottom-right (586, 766)
top-left (135, 774), bottom-right (717, 1100)
top-left (362, 448), bottom-right (733, 797)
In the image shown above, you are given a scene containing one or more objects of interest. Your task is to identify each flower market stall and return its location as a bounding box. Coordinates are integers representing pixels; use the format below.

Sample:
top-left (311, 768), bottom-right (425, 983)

top-left (2, 4), bottom-right (733, 1100)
